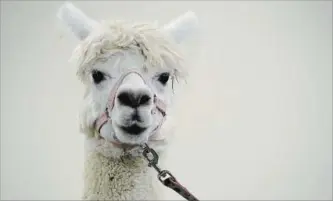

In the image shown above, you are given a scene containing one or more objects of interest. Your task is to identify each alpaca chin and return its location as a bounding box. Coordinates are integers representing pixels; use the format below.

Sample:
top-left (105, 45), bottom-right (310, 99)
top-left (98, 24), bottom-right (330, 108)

top-left (83, 116), bottom-right (174, 159)
top-left (81, 89), bottom-right (175, 200)
top-left (82, 123), bottom-right (173, 200)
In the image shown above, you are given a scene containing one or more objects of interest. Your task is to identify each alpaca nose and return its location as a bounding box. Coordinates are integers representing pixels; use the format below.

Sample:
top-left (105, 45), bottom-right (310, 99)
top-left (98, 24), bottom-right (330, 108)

top-left (117, 90), bottom-right (151, 108)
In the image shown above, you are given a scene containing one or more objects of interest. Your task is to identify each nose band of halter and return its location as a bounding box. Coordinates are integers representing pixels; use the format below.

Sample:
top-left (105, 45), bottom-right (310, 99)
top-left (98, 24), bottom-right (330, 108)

top-left (94, 70), bottom-right (167, 139)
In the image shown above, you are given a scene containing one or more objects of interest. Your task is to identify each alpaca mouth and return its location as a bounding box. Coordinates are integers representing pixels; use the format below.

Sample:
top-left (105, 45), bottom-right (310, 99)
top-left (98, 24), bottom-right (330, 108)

top-left (119, 124), bottom-right (147, 135)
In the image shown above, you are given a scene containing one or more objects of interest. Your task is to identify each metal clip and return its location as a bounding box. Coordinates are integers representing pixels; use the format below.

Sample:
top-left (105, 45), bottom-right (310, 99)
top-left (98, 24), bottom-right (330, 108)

top-left (141, 143), bottom-right (162, 174)
top-left (140, 143), bottom-right (199, 201)
top-left (158, 170), bottom-right (175, 183)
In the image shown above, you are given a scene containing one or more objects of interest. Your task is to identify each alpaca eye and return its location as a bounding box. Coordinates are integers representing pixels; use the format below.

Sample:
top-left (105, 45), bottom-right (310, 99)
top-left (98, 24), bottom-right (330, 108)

top-left (157, 72), bottom-right (170, 85)
top-left (92, 70), bottom-right (105, 84)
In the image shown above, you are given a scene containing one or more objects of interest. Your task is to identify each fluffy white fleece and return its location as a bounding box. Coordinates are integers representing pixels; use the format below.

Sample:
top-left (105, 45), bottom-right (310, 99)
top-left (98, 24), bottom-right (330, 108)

top-left (83, 144), bottom-right (158, 200)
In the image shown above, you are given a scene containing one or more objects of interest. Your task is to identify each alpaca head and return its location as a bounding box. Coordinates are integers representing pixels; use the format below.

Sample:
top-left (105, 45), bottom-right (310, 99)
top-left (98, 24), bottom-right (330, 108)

top-left (57, 2), bottom-right (198, 146)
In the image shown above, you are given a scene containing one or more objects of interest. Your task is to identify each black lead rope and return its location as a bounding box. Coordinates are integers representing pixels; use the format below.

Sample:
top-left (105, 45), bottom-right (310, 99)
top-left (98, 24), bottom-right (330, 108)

top-left (141, 143), bottom-right (199, 201)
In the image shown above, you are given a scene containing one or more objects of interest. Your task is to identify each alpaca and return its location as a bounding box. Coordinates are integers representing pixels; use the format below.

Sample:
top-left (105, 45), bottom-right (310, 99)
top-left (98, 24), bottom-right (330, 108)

top-left (57, 2), bottom-right (198, 200)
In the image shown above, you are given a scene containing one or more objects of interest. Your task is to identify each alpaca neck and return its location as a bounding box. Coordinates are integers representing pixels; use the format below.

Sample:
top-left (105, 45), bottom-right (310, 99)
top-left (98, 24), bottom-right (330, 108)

top-left (82, 139), bottom-right (160, 200)
top-left (81, 115), bottom-right (175, 200)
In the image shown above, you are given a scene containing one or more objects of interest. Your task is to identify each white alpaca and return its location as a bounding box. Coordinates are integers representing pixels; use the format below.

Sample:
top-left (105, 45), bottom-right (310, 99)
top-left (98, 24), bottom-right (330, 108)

top-left (57, 2), bottom-right (198, 200)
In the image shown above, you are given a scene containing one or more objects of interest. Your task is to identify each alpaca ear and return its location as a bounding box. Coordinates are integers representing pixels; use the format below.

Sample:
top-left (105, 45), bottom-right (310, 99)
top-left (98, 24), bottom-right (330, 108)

top-left (57, 2), bottom-right (98, 40)
top-left (162, 11), bottom-right (199, 44)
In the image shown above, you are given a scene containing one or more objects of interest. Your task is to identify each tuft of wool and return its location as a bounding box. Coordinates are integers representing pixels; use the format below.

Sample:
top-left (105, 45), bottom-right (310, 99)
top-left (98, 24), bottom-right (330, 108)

top-left (70, 20), bottom-right (187, 85)
top-left (83, 150), bottom-right (161, 200)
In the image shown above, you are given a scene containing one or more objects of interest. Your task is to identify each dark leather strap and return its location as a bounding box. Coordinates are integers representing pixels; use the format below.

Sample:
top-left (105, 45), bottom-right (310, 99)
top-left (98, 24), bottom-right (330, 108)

top-left (158, 170), bottom-right (199, 201)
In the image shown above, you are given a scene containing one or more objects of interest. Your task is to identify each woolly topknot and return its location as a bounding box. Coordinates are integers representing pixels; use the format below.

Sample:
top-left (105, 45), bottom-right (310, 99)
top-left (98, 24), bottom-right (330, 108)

top-left (70, 20), bottom-right (187, 84)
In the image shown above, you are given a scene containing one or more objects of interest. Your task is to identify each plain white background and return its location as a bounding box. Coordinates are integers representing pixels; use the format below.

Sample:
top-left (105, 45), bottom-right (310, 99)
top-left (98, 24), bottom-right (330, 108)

top-left (1, 1), bottom-right (332, 200)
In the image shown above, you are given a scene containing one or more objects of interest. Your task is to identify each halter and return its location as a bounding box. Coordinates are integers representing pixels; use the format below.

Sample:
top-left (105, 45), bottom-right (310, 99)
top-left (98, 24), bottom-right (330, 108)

top-left (91, 71), bottom-right (199, 201)
top-left (93, 70), bottom-right (167, 146)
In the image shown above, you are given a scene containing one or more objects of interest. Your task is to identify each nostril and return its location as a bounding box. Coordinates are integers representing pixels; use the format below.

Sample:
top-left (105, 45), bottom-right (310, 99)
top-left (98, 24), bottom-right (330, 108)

top-left (117, 91), bottom-right (133, 107)
top-left (139, 94), bottom-right (151, 105)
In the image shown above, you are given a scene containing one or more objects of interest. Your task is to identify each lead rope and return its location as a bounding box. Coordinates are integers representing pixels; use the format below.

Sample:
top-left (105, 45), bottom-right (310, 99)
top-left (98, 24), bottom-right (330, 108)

top-left (140, 143), bottom-right (199, 201)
